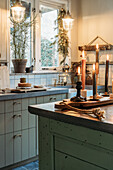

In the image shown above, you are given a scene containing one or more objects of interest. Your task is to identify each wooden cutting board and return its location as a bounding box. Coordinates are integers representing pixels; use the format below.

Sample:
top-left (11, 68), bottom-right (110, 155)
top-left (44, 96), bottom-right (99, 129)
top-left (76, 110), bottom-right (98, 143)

top-left (55, 97), bottom-right (113, 109)
top-left (11, 88), bottom-right (47, 93)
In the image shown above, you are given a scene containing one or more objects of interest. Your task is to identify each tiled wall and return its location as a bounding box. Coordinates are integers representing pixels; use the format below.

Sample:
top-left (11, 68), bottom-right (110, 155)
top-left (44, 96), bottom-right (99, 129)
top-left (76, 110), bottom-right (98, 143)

top-left (10, 72), bottom-right (72, 88)
top-left (87, 64), bottom-right (113, 86)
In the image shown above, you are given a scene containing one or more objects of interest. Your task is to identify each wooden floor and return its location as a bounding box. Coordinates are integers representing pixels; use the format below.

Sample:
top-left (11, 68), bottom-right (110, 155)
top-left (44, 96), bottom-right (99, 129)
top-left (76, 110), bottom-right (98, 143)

top-left (13, 160), bottom-right (39, 170)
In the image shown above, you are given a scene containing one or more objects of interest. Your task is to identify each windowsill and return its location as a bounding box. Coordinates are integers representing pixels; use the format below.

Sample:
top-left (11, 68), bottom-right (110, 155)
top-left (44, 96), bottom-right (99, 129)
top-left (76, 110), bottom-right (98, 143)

top-left (10, 70), bottom-right (72, 76)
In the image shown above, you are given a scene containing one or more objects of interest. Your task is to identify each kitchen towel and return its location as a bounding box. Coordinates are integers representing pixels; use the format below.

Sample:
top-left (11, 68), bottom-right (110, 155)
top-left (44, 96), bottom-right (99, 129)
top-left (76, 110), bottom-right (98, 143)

top-left (0, 66), bottom-right (10, 89)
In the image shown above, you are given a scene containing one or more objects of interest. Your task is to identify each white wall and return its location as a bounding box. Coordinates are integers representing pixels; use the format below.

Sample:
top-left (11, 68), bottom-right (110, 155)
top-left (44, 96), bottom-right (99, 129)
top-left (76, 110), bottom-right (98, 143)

top-left (71, 0), bottom-right (81, 62)
top-left (78, 0), bottom-right (113, 46)
top-left (71, 0), bottom-right (113, 62)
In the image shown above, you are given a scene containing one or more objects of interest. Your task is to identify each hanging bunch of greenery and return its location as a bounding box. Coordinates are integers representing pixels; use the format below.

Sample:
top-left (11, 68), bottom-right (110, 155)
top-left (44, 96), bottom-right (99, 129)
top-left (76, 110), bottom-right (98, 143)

top-left (50, 8), bottom-right (69, 65)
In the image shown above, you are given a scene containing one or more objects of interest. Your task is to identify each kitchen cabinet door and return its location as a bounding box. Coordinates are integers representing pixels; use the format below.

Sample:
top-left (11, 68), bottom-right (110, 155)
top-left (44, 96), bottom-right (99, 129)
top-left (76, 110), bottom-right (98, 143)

top-left (13, 131), bottom-right (22, 163)
top-left (5, 133), bottom-right (13, 166)
top-left (0, 135), bottom-right (5, 168)
top-left (55, 151), bottom-right (103, 170)
top-left (0, 101), bottom-right (4, 114)
top-left (0, 0), bottom-right (10, 61)
top-left (22, 129), bottom-right (29, 160)
top-left (29, 128), bottom-right (36, 158)
top-left (0, 114), bottom-right (5, 135)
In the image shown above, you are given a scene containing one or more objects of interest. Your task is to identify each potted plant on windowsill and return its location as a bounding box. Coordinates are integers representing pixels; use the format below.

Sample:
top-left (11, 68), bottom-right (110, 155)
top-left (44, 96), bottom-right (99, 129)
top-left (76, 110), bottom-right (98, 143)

top-left (10, 11), bottom-right (36, 73)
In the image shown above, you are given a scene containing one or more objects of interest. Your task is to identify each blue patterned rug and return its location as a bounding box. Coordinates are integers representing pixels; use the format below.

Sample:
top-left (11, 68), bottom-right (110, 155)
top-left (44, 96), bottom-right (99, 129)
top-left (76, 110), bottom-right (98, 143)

top-left (13, 160), bottom-right (39, 170)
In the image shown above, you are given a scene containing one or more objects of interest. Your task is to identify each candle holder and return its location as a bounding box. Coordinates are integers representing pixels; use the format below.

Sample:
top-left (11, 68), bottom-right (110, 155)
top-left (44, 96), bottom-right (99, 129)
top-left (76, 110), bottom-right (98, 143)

top-left (71, 80), bottom-right (86, 102)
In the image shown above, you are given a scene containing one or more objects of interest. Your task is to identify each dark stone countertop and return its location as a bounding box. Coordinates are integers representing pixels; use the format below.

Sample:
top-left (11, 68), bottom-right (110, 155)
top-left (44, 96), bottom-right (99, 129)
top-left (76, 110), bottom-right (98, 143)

top-left (0, 88), bottom-right (68, 101)
top-left (28, 102), bottom-right (113, 135)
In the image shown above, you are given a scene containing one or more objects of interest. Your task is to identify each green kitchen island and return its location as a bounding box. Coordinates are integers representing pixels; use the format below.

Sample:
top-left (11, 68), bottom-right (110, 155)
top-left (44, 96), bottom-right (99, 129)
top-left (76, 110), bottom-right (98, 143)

top-left (28, 102), bottom-right (113, 170)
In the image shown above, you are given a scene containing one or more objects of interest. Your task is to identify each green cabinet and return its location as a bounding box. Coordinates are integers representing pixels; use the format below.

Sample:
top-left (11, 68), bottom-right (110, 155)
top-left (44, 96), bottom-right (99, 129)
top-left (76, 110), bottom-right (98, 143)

top-left (38, 116), bottom-right (113, 170)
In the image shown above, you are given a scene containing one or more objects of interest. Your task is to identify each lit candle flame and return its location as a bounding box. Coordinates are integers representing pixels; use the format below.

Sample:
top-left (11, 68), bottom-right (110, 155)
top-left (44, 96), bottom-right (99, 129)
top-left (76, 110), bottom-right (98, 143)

top-left (78, 67), bottom-right (80, 74)
top-left (82, 50), bottom-right (85, 58)
top-left (93, 64), bottom-right (95, 70)
top-left (107, 55), bottom-right (109, 60)
top-left (96, 44), bottom-right (99, 50)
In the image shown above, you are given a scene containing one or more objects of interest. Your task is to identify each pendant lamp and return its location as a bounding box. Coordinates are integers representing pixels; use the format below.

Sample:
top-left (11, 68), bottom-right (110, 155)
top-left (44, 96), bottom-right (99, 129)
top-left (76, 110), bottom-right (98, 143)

top-left (62, 0), bottom-right (74, 31)
top-left (11, 0), bottom-right (25, 23)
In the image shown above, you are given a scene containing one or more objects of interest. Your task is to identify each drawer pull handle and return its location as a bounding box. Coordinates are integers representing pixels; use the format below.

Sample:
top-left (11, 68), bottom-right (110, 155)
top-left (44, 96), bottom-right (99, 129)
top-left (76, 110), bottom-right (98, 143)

top-left (54, 98), bottom-right (56, 100)
top-left (13, 114), bottom-right (21, 118)
top-left (49, 97), bottom-right (53, 101)
top-left (13, 134), bottom-right (22, 139)
top-left (13, 102), bottom-right (21, 105)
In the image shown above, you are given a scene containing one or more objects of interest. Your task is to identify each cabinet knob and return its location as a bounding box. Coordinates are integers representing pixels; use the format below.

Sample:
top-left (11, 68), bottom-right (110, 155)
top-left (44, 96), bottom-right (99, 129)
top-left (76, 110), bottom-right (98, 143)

top-left (13, 134), bottom-right (22, 139)
top-left (13, 114), bottom-right (21, 118)
top-left (13, 102), bottom-right (21, 105)
top-left (49, 97), bottom-right (53, 101)
top-left (54, 97), bottom-right (56, 100)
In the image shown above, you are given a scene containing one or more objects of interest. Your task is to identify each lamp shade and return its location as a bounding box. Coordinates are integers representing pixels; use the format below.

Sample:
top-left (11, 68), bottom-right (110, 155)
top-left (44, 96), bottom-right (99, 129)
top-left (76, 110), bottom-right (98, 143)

top-left (11, 0), bottom-right (25, 23)
top-left (62, 10), bottom-right (74, 31)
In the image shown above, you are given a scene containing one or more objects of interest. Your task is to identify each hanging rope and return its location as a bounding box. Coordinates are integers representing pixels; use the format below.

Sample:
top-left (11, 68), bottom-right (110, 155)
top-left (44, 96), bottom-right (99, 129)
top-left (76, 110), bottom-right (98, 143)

top-left (59, 101), bottom-right (105, 121)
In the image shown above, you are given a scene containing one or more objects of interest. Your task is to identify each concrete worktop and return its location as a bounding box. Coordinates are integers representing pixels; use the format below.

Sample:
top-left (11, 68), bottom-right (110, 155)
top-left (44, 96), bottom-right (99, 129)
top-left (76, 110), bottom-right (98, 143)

top-left (28, 102), bottom-right (113, 135)
top-left (0, 88), bottom-right (68, 101)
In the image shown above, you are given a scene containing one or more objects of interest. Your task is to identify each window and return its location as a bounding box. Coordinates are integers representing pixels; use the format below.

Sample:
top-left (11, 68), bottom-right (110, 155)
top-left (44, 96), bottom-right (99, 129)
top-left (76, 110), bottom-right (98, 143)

top-left (10, 0), bottom-right (34, 71)
top-left (40, 4), bottom-right (58, 68)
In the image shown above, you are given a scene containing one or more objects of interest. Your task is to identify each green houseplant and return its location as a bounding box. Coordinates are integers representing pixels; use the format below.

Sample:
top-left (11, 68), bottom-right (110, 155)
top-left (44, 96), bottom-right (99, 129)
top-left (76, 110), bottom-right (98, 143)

top-left (10, 5), bottom-right (36, 73)
top-left (50, 8), bottom-right (69, 67)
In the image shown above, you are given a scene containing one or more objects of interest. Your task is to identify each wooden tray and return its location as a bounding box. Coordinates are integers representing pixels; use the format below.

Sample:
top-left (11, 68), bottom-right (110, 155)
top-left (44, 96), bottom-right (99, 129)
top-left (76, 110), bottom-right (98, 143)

top-left (55, 97), bottom-right (113, 109)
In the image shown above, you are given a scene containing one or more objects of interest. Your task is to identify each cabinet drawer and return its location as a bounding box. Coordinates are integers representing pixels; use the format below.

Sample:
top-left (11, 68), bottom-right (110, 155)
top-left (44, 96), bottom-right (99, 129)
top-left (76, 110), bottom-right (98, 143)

top-left (29, 112), bottom-right (36, 128)
top-left (55, 136), bottom-right (113, 170)
top-left (5, 99), bottom-right (21, 113)
top-left (22, 110), bottom-right (28, 130)
top-left (13, 99), bottom-right (21, 112)
top-left (5, 100), bottom-right (14, 113)
top-left (0, 101), bottom-right (4, 114)
top-left (37, 96), bottom-right (44, 104)
top-left (61, 94), bottom-right (67, 100)
top-left (29, 97), bottom-right (36, 105)
top-left (55, 151), bottom-right (102, 170)
top-left (5, 112), bottom-right (13, 134)
top-left (43, 96), bottom-right (51, 103)
top-left (0, 114), bottom-right (5, 135)
top-left (21, 98), bottom-right (29, 110)
top-left (13, 111), bottom-right (22, 132)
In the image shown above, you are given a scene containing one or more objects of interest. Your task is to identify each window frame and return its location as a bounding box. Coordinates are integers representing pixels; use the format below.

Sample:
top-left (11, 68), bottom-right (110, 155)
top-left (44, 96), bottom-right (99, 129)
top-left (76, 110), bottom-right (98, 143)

top-left (35, 0), bottom-right (68, 71)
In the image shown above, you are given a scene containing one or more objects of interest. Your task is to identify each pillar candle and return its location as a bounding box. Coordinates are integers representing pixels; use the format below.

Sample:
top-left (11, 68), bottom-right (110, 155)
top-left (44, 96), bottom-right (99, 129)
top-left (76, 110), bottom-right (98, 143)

top-left (82, 50), bottom-right (86, 90)
top-left (92, 64), bottom-right (96, 99)
top-left (105, 55), bottom-right (109, 94)
top-left (112, 80), bottom-right (113, 94)
top-left (78, 67), bottom-right (81, 82)
top-left (96, 44), bottom-right (99, 75)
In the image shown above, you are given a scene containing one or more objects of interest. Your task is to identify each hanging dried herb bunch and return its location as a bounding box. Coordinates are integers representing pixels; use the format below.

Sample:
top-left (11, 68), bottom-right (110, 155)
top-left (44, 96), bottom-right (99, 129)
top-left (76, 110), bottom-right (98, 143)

top-left (50, 8), bottom-right (69, 65)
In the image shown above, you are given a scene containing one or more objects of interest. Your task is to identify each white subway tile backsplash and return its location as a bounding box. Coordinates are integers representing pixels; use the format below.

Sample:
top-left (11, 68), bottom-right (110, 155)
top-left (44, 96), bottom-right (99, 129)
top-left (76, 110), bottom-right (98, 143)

top-left (41, 78), bottom-right (46, 86)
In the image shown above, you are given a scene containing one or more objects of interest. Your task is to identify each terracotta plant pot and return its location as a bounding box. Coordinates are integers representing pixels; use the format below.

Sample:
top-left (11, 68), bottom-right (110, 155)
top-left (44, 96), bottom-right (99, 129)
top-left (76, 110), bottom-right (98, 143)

top-left (12, 59), bottom-right (27, 73)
